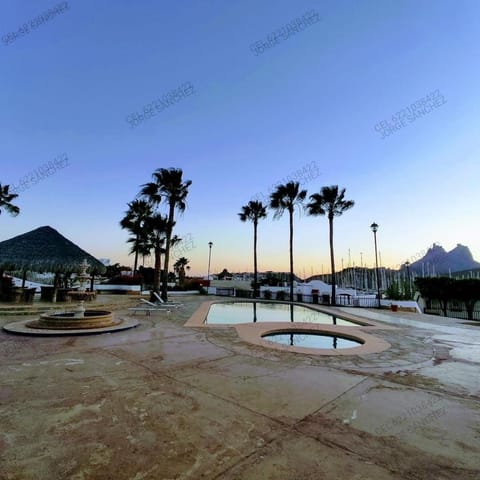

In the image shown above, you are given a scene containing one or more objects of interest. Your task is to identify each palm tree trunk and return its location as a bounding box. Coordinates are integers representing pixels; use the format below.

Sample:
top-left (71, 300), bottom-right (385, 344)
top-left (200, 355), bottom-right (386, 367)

top-left (289, 209), bottom-right (294, 302)
top-left (253, 221), bottom-right (258, 298)
top-left (329, 215), bottom-right (336, 305)
top-left (161, 203), bottom-right (175, 301)
top-left (133, 234), bottom-right (139, 275)
top-left (153, 248), bottom-right (162, 293)
top-left (53, 272), bottom-right (60, 303)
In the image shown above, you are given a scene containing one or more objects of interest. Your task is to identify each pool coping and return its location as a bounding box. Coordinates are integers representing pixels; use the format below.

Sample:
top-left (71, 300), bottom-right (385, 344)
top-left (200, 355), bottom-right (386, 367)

top-left (235, 322), bottom-right (391, 356)
top-left (185, 300), bottom-right (395, 356)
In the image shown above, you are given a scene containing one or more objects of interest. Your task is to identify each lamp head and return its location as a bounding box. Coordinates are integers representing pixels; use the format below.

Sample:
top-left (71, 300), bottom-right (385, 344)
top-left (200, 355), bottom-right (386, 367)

top-left (370, 222), bottom-right (379, 233)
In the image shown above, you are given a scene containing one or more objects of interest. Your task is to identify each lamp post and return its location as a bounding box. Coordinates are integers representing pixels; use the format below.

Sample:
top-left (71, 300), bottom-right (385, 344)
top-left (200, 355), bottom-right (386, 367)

top-left (370, 223), bottom-right (381, 308)
top-left (405, 260), bottom-right (411, 298)
top-left (207, 242), bottom-right (213, 294)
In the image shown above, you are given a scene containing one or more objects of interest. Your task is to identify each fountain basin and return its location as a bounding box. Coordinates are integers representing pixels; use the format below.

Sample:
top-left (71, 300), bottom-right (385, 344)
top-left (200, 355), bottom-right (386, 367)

top-left (28, 310), bottom-right (118, 330)
top-left (67, 291), bottom-right (96, 302)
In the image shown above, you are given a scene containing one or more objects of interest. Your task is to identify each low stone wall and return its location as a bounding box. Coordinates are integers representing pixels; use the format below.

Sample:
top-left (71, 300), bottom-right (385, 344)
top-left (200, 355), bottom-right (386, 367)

top-left (94, 285), bottom-right (141, 294)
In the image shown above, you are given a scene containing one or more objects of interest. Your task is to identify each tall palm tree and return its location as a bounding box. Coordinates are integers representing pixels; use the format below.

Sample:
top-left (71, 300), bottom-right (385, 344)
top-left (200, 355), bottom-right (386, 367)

top-left (141, 168), bottom-right (192, 300)
top-left (238, 200), bottom-right (267, 298)
top-left (0, 183), bottom-right (20, 217)
top-left (269, 182), bottom-right (307, 302)
top-left (120, 199), bottom-right (153, 274)
top-left (306, 185), bottom-right (354, 305)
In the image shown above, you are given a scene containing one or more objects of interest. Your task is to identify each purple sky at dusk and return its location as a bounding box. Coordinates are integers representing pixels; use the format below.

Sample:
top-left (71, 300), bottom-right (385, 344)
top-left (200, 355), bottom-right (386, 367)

top-left (1, 0), bottom-right (479, 276)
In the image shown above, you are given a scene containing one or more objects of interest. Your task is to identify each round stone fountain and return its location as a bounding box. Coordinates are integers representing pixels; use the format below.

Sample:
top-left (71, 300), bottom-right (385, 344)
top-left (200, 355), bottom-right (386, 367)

top-left (3, 260), bottom-right (139, 336)
top-left (27, 309), bottom-right (118, 330)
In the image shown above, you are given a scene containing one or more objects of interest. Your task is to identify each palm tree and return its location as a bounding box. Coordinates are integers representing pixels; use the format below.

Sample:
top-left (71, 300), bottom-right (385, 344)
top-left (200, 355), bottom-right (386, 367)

top-left (143, 213), bottom-right (169, 294)
top-left (120, 199), bottom-right (153, 274)
top-left (136, 231), bottom-right (153, 267)
top-left (269, 182), bottom-right (307, 302)
top-left (174, 257), bottom-right (189, 286)
top-left (141, 168), bottom-right (191, 300)
top-left (126, 232), bottom-right (151, 269)
top-left (306, 185), bottom-right (354, 305)
top-left (0, 183), bottom-right (20, 217)
top-left (238, 200), bottom-right (267, 298)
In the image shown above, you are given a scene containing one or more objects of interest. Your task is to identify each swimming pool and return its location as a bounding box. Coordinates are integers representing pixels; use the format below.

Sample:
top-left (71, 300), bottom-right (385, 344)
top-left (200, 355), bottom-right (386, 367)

top-left (204, 302), bottom-right (361, 326)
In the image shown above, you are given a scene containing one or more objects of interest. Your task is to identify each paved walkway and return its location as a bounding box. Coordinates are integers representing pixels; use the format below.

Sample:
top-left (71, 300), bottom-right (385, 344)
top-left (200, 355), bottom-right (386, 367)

top-left (0, 296), bottom-right (479, 479)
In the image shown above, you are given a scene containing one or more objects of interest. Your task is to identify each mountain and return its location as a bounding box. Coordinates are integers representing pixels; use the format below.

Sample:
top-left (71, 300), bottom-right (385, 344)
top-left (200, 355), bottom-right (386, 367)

top-left (406, 243), bottom-right (480, 275)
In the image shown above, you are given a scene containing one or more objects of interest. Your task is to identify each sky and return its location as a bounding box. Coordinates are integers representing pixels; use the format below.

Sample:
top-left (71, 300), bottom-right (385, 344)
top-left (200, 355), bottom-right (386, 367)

top-left (1, 0), bottom-right (479, 277)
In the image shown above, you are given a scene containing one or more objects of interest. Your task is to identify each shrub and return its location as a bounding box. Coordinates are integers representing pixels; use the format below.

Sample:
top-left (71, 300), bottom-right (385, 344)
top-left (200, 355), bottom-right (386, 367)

top-left (453, 278), bottom-right (480, 320)
top-left (415, 277), bottom-right (456, 317)
top-left (0, 276), bottom-right (15, 301)
top-left (235, 289), bottom-right (253, 299)
top-left (276, 290), bottom-right (286, 301)
top-left (263, 289), bottom-right (272, 300)
top-left (385, 282), bottom-right (402, 300)
top-left (103, 274), bottom-right (143, 285)
top-left (168, 279), bottom-right (205, 292)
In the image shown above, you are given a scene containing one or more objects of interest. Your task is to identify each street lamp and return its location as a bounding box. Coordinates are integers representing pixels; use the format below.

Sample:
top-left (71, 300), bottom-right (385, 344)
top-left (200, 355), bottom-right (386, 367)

top-left (405, 260), bottom-right (411, 298)
top-left (207, 242), bottom-right (213, 294)
top-left (370, 222), bottom-right (381, 308)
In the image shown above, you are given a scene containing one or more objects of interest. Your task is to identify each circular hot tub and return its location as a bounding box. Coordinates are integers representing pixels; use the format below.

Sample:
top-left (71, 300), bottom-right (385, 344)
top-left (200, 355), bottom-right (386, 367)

top-left (232, 324), bottom-right (391, 356)
top-left (262, 330), bottom-right (363, 350)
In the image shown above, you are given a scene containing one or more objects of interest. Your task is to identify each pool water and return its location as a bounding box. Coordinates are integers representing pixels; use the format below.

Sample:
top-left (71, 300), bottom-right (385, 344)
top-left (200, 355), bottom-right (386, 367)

top-left (205, 302), bottom-right (359, 326)
top-left (263, 332), bottom-right (362, 349)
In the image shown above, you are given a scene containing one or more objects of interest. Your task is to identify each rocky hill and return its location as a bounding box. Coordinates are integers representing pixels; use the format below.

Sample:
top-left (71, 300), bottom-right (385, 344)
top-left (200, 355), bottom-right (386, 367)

top-left (405, 243), bottom-right (480, 275)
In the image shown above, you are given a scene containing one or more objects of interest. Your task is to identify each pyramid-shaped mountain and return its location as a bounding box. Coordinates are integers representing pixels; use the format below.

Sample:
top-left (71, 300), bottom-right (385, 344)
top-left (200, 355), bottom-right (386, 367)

top-left (0, 226), bottom-right (106, 274)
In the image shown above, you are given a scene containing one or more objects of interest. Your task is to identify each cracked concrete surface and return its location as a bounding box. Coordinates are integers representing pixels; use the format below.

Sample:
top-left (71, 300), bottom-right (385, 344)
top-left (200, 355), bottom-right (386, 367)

top-left (1, 295), bottom-right (479, 479)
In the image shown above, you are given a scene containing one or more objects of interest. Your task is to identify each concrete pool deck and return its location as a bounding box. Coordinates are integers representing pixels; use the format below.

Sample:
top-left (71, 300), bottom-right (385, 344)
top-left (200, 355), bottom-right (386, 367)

top-left (1, 295), bottom-right (479, 479)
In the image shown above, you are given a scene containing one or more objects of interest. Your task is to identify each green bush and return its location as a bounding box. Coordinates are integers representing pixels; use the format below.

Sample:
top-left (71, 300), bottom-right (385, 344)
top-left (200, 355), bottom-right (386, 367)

top-left (263, 289), bottom-right (272, 300)
top-left (385, 280), bottom-right (414, 301)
